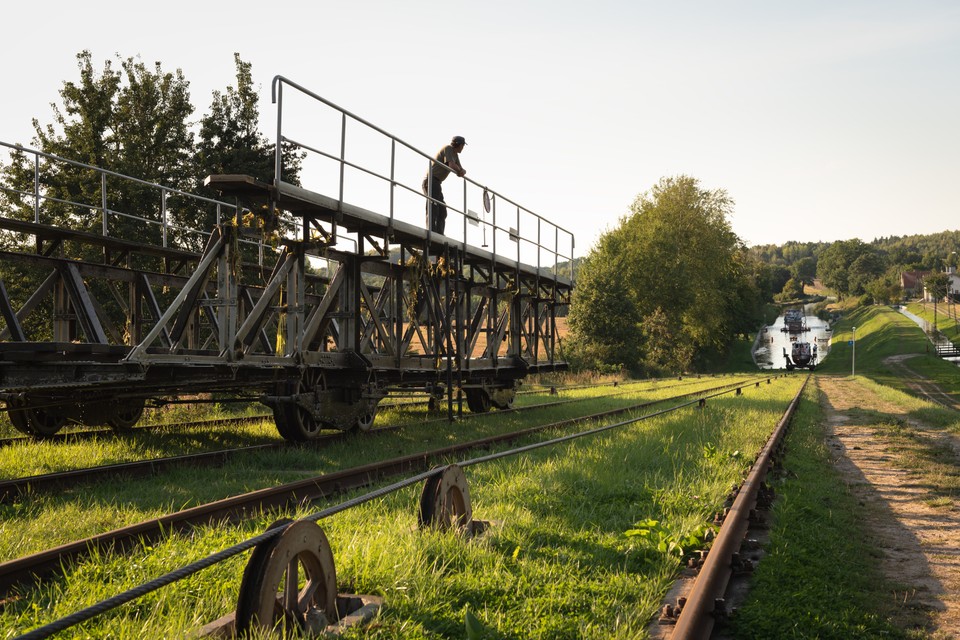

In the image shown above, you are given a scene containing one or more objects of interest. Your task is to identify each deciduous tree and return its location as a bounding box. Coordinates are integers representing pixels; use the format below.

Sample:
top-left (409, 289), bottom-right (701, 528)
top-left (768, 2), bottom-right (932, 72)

top-left (569, 175), bottom-right (761, 374)
top-left (2, 51), bottom-right (196, 245)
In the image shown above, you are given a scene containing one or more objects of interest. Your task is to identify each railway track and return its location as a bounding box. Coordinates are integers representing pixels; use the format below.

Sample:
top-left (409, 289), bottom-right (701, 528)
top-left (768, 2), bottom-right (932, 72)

top-left (657, 375), bottom-right (808, 639)
top-left (0, 382), bottom-right (721, 504)
top-left (0, 378), bottom-right (713, 501)
top-left (0, 375), bottom-right (778, 596)
top-left (0, 413), bottom-right (271, 449)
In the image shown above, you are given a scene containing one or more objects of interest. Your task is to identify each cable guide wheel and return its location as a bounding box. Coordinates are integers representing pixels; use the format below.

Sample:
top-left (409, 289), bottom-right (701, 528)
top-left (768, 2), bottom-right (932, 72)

top-left (418, 464), bottom-right (473, 534)
top-left (236, 519), bottom-right (338, 636)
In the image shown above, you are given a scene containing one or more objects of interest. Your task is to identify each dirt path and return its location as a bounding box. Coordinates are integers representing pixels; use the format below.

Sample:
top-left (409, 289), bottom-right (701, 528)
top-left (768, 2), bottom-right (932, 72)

top-left (818, 372), bottom-right (960, 638)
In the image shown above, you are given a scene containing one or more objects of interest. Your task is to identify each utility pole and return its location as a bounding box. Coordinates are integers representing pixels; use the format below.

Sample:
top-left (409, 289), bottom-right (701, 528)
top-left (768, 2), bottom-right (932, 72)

top-left (934, 290), bottom-right (939, 339)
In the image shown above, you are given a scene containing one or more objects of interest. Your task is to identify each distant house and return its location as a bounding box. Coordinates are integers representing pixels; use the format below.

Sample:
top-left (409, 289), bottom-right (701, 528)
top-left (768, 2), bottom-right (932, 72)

top-left (900, 270), bottom-right (930, 298)
top-left (919, 267), bottom-right (960, 302)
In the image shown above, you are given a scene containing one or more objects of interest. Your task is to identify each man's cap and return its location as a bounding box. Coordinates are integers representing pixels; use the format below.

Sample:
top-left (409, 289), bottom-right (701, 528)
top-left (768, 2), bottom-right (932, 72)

top-left (452, 135), bottom-right (467, 146)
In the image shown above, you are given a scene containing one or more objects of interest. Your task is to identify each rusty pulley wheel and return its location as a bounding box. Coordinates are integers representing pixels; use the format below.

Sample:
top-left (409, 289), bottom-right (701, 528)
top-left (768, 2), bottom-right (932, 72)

top-left (418, 464), bottom-right (473, 533)
top-left (235, 519), bottom-right (338, 637)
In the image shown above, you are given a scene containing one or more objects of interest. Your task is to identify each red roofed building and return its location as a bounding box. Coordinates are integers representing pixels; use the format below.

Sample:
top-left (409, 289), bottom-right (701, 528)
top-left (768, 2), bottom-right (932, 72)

top-left (900, 270), bottom-right (930, 298)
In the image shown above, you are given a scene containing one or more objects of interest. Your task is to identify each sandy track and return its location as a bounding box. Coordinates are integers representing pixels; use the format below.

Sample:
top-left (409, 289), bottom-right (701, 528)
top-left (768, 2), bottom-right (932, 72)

top-left (819, 372), bottom-right (960, 638)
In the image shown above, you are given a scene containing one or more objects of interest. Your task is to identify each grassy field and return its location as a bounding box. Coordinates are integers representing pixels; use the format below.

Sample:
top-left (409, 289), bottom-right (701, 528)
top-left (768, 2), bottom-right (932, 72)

top-left (3, 378), bottom-right (731, 560)
top-left (817, 304), bottom-right (960, 398)
top-left (3, 375), bottom-right (796, 638)
top-left (907, 301), bottom-right (960, 345)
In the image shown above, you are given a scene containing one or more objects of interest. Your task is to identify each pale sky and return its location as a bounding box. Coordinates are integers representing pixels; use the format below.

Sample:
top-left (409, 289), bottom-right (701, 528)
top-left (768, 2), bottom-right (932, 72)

top-left (2, 0), bottom-right (958, 257)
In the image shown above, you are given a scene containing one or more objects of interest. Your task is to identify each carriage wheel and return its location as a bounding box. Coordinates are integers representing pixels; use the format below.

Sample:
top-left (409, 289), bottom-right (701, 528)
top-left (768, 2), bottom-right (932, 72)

top-left (464, 388), bottom-right (491, 414)
top-left (7, 406), bottom-right (35, 436)
top-left (418, 464), bottom-right (473, 533)
top-left (490, 392), bottom-right (514, 411)
top-left (235, 519), bottom-right (338, 636)
top-left (8, 397), bottom-right (66, 438)
top-left (107, 399), bottom-right (146, 431)
top-left (353, 407), bottom-right (377, 433)
top-left (275, 370), bottom-right (323, 442)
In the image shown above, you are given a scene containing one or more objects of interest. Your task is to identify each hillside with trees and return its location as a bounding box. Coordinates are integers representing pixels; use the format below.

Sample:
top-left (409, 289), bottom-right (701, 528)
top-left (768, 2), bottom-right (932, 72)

top-left (750, 229), bottom-right (960, 304)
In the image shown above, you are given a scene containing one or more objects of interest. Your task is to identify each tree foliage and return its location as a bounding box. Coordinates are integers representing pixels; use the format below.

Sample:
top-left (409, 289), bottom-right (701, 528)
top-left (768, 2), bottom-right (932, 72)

top-left (16, 52), bottom-right (196, 243)
top-left (0, 50), bottom-right (292, 247)
top-left (750, 230), bottom-right (960, 302)
top-left (816, 239), bottom-right (885, 299)
top-left (924, 272), bottom-right (950, 301)
top-left (197, 53), bottom-right (302, 190)
top-left (776, 277), bottom-right (805, 302)
top-left (791, 256), bottom-right (817, 285)
top-left (568, 176), bottom-right (762, 374)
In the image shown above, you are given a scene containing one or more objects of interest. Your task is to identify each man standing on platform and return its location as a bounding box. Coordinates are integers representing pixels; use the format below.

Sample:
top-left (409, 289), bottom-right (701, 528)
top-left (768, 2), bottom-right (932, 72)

top-left (422, 135), bottom-right (466, 235)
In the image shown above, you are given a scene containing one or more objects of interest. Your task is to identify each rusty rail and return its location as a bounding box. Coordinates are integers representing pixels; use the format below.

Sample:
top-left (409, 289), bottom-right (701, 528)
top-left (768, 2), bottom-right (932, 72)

top-left (670, 374), bottom-right (809, 639)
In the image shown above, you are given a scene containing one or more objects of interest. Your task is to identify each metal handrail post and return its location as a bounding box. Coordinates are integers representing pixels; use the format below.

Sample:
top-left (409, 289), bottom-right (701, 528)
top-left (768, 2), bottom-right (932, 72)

top-left (537, 218), bottom-right (541, 273)
top-left (338, 113), bottom-right (346, 216)
top-left (570, 235), bottom-right (575, 281)
top-left (33, 153), bottom-right (40, 223)
top-left (515, 206), bottom-right (521, 269)
top-left (273, 82), bottom-right (283, 188)
top-left (101, 173), bottom-right (108, 236)
top-left (554, 227), bottom-right (559, 277)
top-left (389, 139), bottom-right (396, 228)
top-left (491, 197), bottom-right (497, 262)
top-left (161, 190), bottom-right (168, 248)
top-left (425, 161), bottom-right (433, 243)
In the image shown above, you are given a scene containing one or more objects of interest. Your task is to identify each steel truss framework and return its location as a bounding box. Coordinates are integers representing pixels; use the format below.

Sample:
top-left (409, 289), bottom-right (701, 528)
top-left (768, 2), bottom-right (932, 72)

top-left (0, 175), bottom-right (571, 440)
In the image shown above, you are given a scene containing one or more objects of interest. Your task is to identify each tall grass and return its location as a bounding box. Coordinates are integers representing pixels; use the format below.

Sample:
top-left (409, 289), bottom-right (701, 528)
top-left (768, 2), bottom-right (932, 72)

top-left (2, 377), bottom-right (800, 638)
top-left (0, 377), bottom-right (751, 561)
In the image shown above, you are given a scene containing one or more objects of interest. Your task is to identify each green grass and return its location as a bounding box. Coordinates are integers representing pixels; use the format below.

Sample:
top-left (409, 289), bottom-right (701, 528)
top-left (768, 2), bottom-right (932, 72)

top-left (906, 302), bottom-right (960, 344)
top-left (1, 375), bottom-right (799, 638)
top-left (0, 376), bottom-right (755, 561)
top-left (849, 374), bottom-right (960, 432)
top-left (0, 380), bottom-right (668, 479)
top-left (726, 382), bottom-right (914, 639)
top-left (817, 305), bottom-right (930, 375)
top-left (710, 335), bottom-right (758, 373)
top-left (815, 305), bottom-right (960, 404)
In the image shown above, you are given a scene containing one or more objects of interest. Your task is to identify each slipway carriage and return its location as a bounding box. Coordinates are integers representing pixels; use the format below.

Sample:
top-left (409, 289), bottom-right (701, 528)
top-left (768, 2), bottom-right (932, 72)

top-left (0, 77), bottom-right (573, 441)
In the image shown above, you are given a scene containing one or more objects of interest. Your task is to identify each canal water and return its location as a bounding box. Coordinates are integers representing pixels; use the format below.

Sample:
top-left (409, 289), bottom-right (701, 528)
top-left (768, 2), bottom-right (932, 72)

top-left (753, 305), bottom-right (833, 370)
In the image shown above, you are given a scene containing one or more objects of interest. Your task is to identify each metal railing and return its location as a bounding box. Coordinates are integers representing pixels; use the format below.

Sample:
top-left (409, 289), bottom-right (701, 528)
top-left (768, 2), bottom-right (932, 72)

top-left (0, 141), bottom-right (242, 251)
top-left (271, 76), bottom-right (575, 280)
top-left (0, 141), bottom-right (360, 273)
